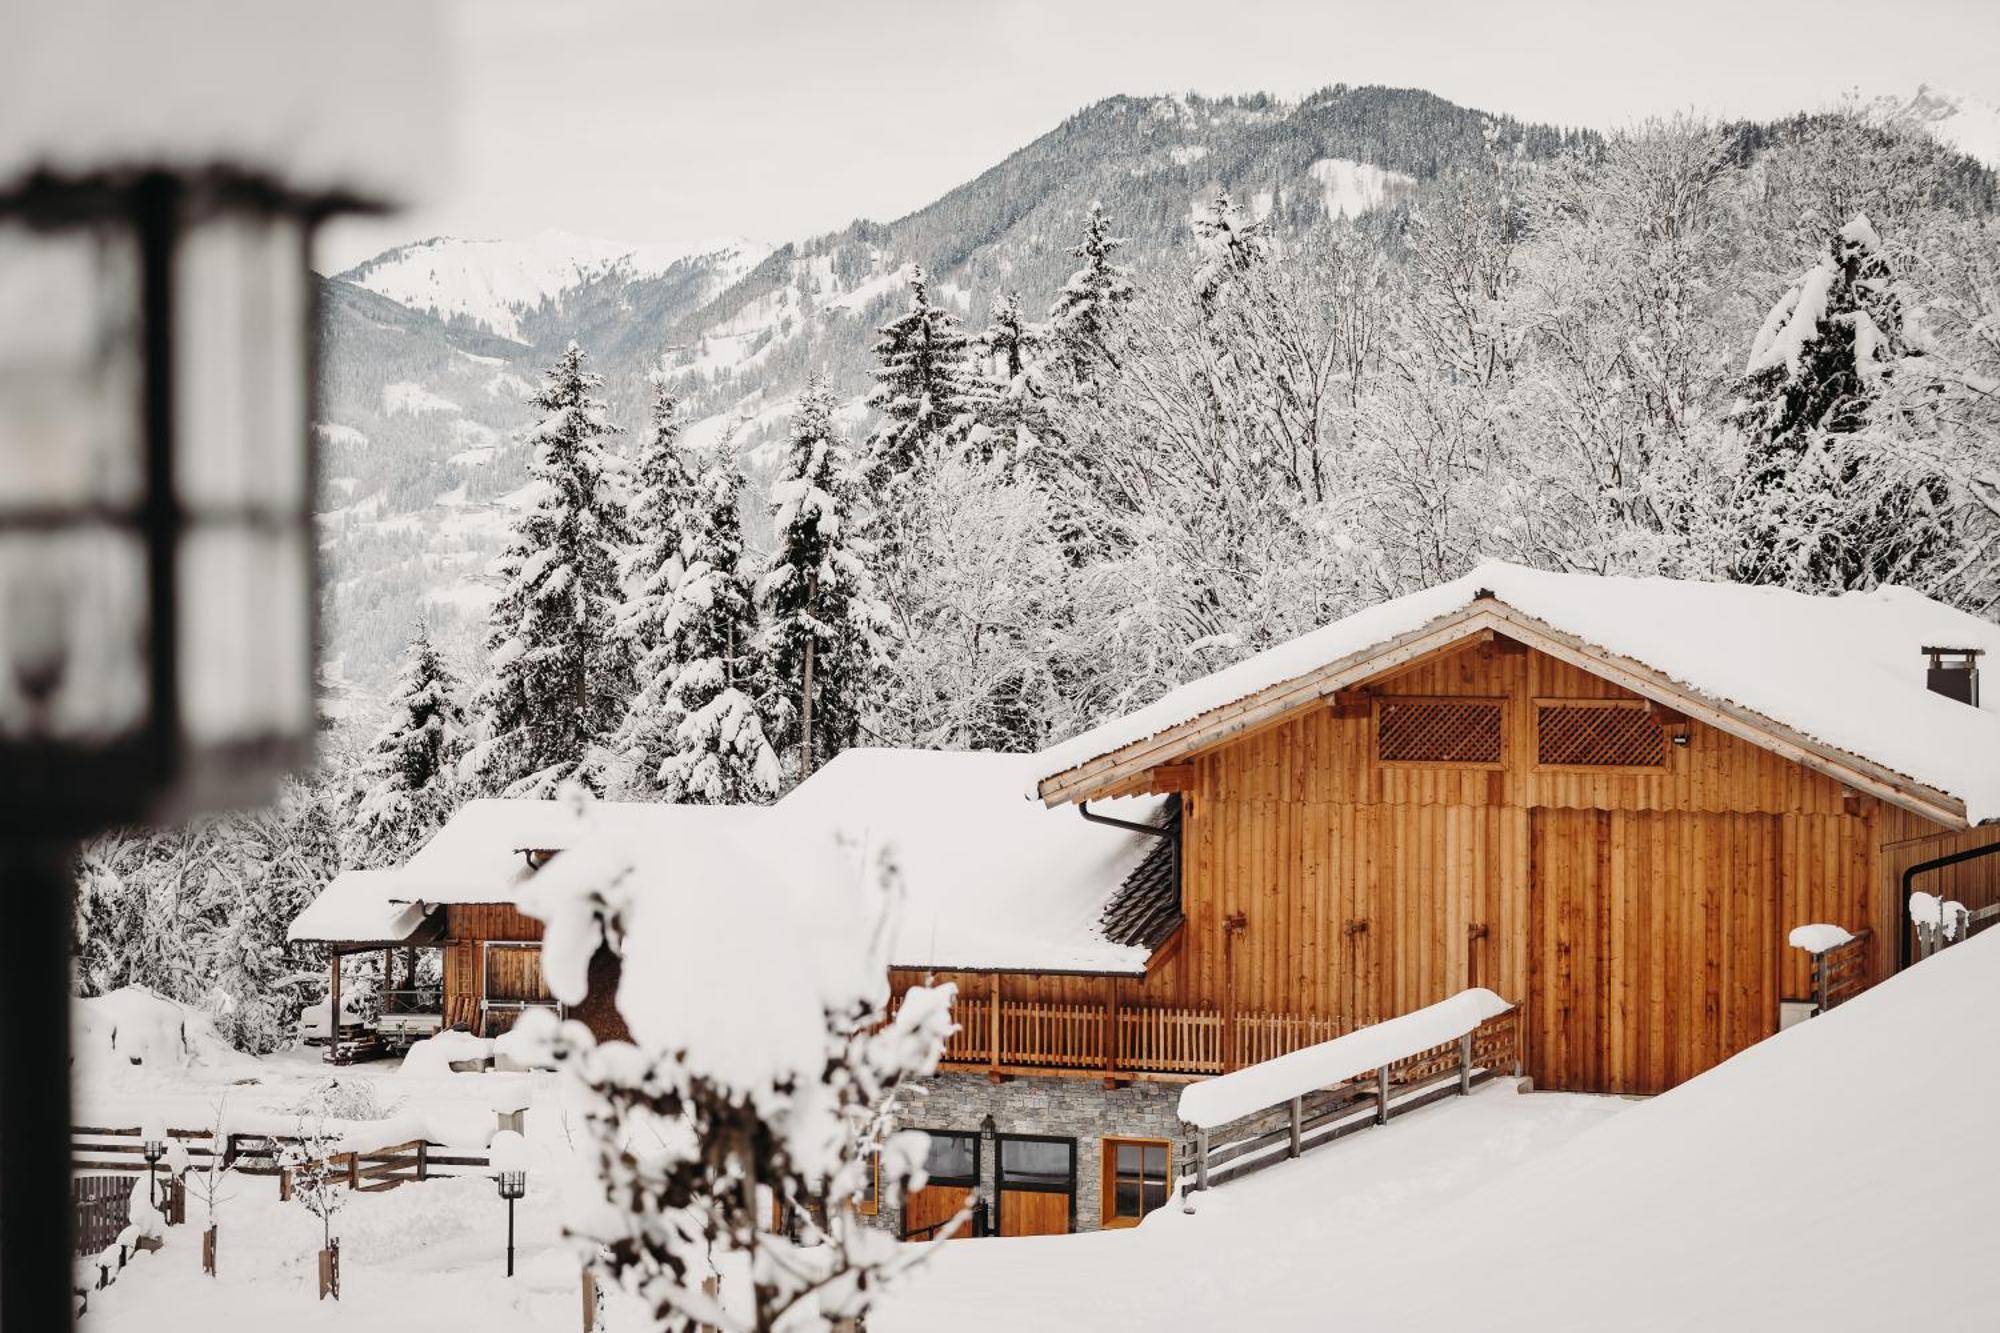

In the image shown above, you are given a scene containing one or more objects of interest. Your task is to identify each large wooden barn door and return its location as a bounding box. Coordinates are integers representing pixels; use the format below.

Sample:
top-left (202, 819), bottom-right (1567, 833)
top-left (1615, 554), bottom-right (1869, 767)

top-left (1531, 810), bottom-right (1781, 1095)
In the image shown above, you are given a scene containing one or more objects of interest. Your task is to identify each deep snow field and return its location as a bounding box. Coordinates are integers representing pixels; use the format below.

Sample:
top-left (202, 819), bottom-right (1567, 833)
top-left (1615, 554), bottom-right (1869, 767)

top-left (71, 993), bottom-right (1625, 1333)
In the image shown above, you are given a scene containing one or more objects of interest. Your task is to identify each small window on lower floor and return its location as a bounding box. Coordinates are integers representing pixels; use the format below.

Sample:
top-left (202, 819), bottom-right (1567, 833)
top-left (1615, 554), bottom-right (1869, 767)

top-left (917, 1130), bottom-right (979, 1187)
top-left (1101, 1137), bottom-right (1171, 1228)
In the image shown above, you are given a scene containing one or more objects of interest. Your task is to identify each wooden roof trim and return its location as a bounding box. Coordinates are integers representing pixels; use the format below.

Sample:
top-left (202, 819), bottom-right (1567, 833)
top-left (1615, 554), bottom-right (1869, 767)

top-left (1039, 599), bottom-right (1969, 829)
top-left (1478, 604), bottom-right (1968, 828)
top-left (1036, 605), bottom-right (1495, 805)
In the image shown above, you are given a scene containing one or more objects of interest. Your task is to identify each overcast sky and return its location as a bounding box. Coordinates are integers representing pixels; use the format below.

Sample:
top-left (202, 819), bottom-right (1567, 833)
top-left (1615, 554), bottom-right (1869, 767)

top-left (318, 0), bottom-right (2000, 272)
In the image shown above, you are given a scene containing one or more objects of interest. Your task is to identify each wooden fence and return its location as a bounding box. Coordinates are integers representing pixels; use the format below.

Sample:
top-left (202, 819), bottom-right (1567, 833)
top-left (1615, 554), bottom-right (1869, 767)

top-left (72, 1174), bottom-right (132, 1255)
top-left (74, 1126), bottom-right (490, 1198)
top-left (1180, 1005), bottom-right (1523, 1193)
top-left (900, 990), bottom-right (1352, 1080)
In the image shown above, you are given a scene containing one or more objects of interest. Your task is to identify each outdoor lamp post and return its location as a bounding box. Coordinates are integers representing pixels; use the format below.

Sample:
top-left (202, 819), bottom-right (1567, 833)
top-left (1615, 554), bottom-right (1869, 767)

top-left (141, 1118), bottom-right (166, 1209)
top-left (490, 1129), bottom-right (529, 1277)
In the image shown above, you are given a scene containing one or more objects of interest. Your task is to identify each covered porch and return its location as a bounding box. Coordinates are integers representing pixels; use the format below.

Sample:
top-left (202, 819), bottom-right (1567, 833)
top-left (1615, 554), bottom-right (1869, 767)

top-left (290, 868), bottom-right (448, 1064)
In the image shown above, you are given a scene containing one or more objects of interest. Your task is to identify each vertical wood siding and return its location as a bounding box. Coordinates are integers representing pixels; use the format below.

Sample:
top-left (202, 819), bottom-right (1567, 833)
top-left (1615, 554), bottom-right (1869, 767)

top-left (924, 640), bottom-right (1962, 1094)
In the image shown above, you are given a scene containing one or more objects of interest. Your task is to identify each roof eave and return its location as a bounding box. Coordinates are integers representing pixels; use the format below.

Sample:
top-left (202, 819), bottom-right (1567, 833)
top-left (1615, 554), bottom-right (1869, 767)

top-left (1037, 599), bottom-right (1971, 830)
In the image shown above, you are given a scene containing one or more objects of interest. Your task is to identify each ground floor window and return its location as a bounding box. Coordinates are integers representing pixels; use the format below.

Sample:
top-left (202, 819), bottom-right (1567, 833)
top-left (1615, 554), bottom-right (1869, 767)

top-left (1101, 1137), bottom-right (1171, 1228)
top-left (996, 1134), bottom-right (1075, 1236)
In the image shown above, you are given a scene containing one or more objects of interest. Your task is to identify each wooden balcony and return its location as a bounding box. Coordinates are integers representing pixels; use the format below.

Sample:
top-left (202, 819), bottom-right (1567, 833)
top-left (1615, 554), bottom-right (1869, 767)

top-left (897, 987), bottom-right (1357, 1083)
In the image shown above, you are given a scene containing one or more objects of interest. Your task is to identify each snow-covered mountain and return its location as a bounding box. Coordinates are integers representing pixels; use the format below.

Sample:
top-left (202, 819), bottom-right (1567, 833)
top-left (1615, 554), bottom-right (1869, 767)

top-left (336, 231), bottom-right (770, 340)
top-left (1866, 85), bottom-right (2000, 169)
top-left (313, 82), bottom-right (1999, 704)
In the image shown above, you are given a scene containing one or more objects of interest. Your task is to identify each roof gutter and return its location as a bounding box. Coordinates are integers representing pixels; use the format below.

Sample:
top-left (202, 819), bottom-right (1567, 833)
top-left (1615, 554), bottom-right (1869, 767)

top-left (1080, 799), bottom-right (1182, 934)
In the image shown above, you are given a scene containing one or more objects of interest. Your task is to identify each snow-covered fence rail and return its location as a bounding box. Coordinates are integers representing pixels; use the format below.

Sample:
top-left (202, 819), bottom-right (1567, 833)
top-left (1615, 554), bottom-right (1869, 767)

top-left (1176, 990), bottom-right (1521, 1193)
top-left (75, 1126), bottom-right (487, 1191)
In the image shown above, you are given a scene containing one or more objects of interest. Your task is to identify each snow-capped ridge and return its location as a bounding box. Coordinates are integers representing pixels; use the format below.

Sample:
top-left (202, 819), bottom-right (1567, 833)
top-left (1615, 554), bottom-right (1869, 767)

top-left (338, 230), bottom-right (771, 340)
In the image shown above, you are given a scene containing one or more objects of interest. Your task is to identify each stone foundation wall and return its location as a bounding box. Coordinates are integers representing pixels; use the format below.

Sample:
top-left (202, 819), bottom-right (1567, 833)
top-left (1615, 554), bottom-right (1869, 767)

top-left (878, 1072), bottom-right (1187, 1236)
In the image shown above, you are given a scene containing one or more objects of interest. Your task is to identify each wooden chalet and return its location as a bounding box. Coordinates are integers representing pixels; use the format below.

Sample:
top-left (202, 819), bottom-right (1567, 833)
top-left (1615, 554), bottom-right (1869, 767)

top-left (924, 562), bottom-right (2000, 1097)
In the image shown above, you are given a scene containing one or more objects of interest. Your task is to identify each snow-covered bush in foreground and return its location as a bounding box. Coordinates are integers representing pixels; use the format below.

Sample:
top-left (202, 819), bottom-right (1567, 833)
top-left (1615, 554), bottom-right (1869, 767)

top-left (513, 789), bottom-right (955, 1332)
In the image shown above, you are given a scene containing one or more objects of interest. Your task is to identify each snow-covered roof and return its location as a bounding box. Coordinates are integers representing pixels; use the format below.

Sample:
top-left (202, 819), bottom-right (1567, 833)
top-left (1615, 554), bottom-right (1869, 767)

top-left (1034, 560), bottom-right (2000, 824)
top-left (1, 2), bottom-right (447, 203)
top-left (287, 868), bottom-right (435, 945)
top-left (299, 749), bottom-right (1166, 972)
top-left (782, 749), bottom-right (1166, 973)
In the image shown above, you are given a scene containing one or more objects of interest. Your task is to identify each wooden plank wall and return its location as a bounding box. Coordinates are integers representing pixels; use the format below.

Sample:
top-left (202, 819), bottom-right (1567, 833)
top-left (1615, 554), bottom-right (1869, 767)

top-left (959, 639), bottom-right (1968, 1093)
top-left (442, 905), bottom-right (546, 1032)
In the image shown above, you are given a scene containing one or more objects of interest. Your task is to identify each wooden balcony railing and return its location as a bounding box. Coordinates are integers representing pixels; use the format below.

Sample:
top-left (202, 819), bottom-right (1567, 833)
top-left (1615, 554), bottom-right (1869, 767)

top-left (893, 988), bottom-right (1352, 1082)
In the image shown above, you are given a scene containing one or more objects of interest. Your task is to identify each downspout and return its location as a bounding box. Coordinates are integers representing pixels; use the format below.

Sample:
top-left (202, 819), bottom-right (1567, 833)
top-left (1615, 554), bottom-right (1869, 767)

top-left (1078, 797), bottom-right (1180, 903)
top-left (1900, 838), bottom-right (2000, 970)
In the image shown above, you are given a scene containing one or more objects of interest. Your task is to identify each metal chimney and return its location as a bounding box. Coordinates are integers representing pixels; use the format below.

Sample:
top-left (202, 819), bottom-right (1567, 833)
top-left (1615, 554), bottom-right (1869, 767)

top-left (1923, 647), bottom-right (1983, 707)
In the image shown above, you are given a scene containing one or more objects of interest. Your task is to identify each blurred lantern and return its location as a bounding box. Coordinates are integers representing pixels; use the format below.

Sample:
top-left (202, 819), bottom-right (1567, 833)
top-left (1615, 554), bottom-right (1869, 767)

top-left (0, 170), bottom-right (325, 832)
top-left (0, 6), bottom-right (447, 1327)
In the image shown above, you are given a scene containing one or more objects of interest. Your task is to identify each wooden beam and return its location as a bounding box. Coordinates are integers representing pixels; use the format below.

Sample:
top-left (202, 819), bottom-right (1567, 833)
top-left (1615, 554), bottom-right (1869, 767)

top-left (1037, 606), bottom-right (1498, 805)
top-left (1039, 598), bottom-right (1968, 828)
top-left (1148, 764), bottom-right (1197, 793)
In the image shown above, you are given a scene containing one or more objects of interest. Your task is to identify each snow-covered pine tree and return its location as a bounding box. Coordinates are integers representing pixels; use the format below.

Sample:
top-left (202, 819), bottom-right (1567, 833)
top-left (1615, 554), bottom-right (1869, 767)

top-left (602, 372), bottom-right (702, 796)
top-left (1192, 189), bottom-right (1269, 305)
top-left (468, 342), bottom-right (634, 796)
top-left (862, 266), bottom-right (979, 500)
top-left (1730, 214), bottom-right (1954, 590)
top-left (1045, 200), bottom-right (1135, 387)
top-left (348, 622), bottom-right (464, 867)
top-left (657, 441), bottom-right (780, 804)
top-left (759, 375), bottom-right (885, 781)
top-left (973, 292), bottom-right (1053, 475)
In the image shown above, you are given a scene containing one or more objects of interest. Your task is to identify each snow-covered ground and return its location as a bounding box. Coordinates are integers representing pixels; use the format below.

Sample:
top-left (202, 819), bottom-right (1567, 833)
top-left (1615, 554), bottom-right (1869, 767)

top-left (886, 928), bottom-right (2000, 1332)
top-left (874, 1083), bottom-right (1624, 1333)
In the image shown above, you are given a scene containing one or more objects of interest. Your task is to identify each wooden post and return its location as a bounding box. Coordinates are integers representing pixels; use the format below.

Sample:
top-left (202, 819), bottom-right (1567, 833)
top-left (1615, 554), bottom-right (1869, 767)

top-left (1103, 976), bottom-right (1120, 1087)
top-left (1375, 1065), bottom-right (1390, 1125)
top-left (1287, 1097), bottom-right (1302, 1158)
top-left (201, 1224), bottom-right (216, 1277)
top-left (1458, 1031), bottom-right (1473, 1095)
top-left (318, 1240), bottom-right (339, 1301)
top-left (417, 1139), bottom-right (429, 1182)
top-left (581, 1268), bottom-right (598, 1332)
top-left (327, 950), bottom-right (342, 1064)
top-left (987, 976), bottom-right (1001, 1082)
top-left (1195, 1129), bottom-right (1209, 1191)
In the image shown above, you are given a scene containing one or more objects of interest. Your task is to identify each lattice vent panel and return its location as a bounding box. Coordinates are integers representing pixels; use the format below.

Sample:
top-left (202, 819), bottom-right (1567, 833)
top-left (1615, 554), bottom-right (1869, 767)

top-left (1376, 700), bottom-right (1504, 765)
top-left (1536, 702), bottom-right (1667, 768)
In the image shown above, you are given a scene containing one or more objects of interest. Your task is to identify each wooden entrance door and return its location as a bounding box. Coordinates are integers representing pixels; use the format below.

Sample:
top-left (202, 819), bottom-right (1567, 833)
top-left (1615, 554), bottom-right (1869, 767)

top-left (903, 1130), bottom-right (979, 1240)
top-left (995, 1135), bottom-right (1074, 1237)
top-left (1530, 810), bottom-right (1781, 1095)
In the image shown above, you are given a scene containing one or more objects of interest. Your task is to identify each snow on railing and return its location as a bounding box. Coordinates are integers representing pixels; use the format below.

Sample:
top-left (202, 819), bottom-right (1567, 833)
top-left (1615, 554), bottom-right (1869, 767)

top-left (1788, 924), bottom-right (1872, 1014)
top-left (1179, 988), bottom-right (1512, 1129)
top-left (1176, 989), bottom-right (1520, 1195)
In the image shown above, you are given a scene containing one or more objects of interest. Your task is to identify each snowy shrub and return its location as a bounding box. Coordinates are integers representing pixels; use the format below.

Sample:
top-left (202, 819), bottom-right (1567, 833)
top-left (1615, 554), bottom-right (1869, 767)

top-left (285, 1076), bottom-right (401, 1123)
top-left (513, 789), bottom-right (956, 1332)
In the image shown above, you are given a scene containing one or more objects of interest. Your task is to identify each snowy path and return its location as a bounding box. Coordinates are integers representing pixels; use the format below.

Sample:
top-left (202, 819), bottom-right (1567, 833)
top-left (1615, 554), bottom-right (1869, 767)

top-left (874, 1082), bottom-right (1626, 1333)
